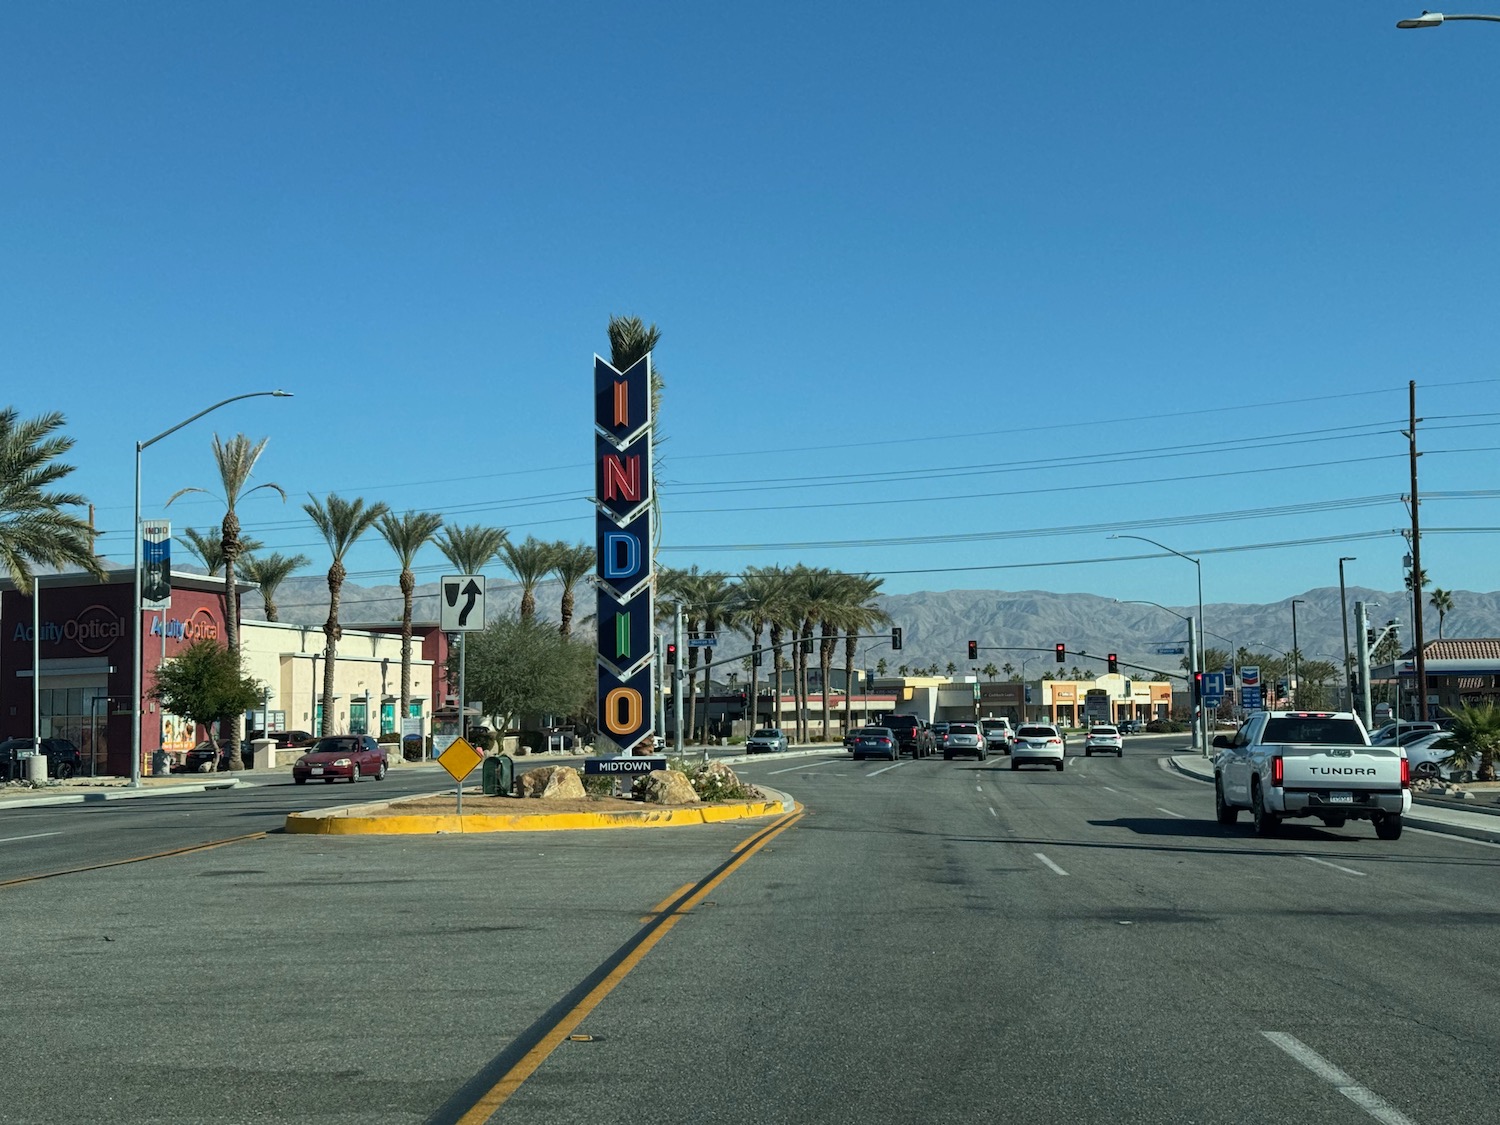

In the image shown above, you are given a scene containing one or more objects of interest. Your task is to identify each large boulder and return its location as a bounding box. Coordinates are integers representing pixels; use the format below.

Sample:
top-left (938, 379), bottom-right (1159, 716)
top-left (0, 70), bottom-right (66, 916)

top-left (635, 769), bottom-right (700, 805)
top-left (518, 765), bottom-right (585, 799)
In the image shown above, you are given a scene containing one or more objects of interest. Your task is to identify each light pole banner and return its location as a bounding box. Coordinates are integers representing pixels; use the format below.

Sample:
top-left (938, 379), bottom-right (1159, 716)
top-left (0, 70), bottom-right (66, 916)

top-left (594, 354), bottom-right (654, 754)
top-left (142, 521), bottom-right (172, 611)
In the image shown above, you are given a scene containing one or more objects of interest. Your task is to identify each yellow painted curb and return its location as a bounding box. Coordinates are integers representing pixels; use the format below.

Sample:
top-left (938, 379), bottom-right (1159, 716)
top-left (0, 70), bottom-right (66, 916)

top-left (284, 795), bottom-right (796, 835)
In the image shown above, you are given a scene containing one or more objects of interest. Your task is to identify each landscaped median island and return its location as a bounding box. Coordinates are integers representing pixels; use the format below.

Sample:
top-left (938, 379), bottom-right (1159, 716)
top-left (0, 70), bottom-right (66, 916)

top-left (284, 759), bottom-right (797, 835)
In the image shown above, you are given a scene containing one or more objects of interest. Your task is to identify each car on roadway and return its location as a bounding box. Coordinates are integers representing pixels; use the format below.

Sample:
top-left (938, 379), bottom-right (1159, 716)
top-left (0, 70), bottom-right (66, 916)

top-left (880, 714), bottom-right (936, 758)
top-left (1083, 725), bottom-right (1123, 757)
top-left (1370, 721), bottom-right (1441, 747)
top-left (0, 737), bottom-right (83, 780)
top-left (292, 735), bottom-right (389, 784)
top-left (1012, 724), bottom-right (1066, 772)
top-left (247, 729), bottom-right (317, 749)
top-left (1403, 732), bottom-right (1472, 782)
top-left (980, 717), bottom-right (1014, 755)
top-left (849, 727), bottom-right (899, 762)
top-left (746, 727), bottom-right (789, 754)
top-left (942, 721), bottom-right (987, 760)
top-left (930, 721), bottom-right (950, 749)
top-left (1117, 719), bottom-right (1142, 735)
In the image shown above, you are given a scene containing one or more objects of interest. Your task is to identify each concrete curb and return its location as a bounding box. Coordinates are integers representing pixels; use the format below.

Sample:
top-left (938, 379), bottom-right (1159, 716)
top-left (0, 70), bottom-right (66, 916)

top-left (283, 784), bottom-right (799, 836)
top-left (0, 778), bottom-right (245, 809)
top-left (1164, 754), bottom-right (1500, 845)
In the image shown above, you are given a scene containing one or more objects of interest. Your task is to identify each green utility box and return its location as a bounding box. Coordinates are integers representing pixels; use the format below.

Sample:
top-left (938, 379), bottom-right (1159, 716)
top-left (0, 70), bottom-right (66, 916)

top-left (482, 754), bottom-right (514, 796)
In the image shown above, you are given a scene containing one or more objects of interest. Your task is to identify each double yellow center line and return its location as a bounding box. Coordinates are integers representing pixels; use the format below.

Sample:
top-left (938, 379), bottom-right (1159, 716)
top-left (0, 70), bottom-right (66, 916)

top-left (431, 806), bottom-right (803, 1124)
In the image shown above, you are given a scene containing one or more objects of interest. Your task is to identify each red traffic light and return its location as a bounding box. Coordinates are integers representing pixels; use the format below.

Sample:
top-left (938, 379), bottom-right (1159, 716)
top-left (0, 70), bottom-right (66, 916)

top-left (665, 643), bottom-right (677, 665)
top-left (1055, 643), bottom-right (1066, 663)
top-left (1108, 653), bottom-right (1118, 674)
top-left (968, 640), bottom-right (978, 660)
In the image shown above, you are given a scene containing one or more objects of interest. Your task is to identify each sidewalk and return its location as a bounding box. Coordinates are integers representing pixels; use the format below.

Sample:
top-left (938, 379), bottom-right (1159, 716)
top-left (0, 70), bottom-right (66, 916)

top-left (1168, 754), bottom-right (1500, 845)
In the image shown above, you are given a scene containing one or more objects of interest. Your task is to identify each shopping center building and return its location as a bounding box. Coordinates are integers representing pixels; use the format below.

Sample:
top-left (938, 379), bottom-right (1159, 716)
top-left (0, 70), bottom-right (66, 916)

top-left (0, 568), bottom-right (451, 777)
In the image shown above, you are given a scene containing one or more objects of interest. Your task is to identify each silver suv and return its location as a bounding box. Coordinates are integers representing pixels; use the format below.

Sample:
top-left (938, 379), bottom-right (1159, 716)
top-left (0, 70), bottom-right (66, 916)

top-left (942, 722), bottom-right (987, 761)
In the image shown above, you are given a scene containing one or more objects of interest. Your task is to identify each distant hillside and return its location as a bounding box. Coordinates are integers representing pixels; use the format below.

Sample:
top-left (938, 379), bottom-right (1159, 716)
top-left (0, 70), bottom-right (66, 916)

top-left (235, 574), bottom-right (1499, 675)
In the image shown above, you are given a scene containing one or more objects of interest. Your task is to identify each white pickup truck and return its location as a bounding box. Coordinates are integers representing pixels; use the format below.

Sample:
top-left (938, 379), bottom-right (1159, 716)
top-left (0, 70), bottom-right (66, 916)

top-left (1212, 710), bottom-right (1411, 840)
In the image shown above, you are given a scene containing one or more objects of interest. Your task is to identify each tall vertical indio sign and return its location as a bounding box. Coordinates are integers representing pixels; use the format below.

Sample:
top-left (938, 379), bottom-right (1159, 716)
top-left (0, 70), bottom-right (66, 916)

top-left (594, 355), bottom-right (654, 753)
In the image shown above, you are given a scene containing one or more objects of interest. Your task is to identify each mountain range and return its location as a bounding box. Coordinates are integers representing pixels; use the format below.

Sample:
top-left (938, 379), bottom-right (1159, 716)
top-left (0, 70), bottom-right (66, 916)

top-left (243, 574), bottom-right (1498, 675)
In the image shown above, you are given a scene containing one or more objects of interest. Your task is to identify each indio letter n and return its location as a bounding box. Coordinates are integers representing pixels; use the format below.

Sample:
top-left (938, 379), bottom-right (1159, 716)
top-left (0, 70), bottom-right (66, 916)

top-left (602, 455), bottom-right (641, 502)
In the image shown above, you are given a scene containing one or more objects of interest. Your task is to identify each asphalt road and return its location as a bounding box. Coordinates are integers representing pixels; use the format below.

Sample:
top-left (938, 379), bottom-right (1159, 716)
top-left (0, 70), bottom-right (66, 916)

top-left (3, 737), bottom-right (1498, 1123)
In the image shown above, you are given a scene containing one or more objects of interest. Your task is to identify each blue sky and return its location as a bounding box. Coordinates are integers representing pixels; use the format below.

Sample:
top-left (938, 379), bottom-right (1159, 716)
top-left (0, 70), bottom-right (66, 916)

top-left (5, 2), bottom-right (1499, 613)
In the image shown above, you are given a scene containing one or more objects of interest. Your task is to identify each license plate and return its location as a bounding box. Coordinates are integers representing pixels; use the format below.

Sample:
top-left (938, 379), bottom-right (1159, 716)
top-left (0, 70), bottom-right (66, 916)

top-left (1330, 791), bottom-right (1353, 804)
top-left (311, 767), bottom-right (324, 776)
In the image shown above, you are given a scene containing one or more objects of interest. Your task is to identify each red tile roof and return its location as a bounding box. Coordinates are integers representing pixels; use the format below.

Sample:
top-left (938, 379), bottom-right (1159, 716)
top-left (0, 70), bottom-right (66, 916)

top-left (1413, 639), bottom-right (1500, 661)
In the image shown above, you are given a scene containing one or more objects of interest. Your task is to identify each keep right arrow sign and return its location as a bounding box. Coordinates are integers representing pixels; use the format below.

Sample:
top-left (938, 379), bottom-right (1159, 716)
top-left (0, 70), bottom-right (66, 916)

top-left (441, 574), bottom-right (486, 631)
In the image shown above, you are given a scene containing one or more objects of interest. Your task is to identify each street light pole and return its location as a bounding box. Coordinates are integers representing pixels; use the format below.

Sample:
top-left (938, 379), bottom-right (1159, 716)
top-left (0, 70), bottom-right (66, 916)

top-left (130, 390), bottom-right (292, 788)
top-left (1290, 599), bottom-right (1305, 709)
top-left (1108, 535), bottom-right (1205, 752)
top-left (1338, 557), bottom-right (1356, 710)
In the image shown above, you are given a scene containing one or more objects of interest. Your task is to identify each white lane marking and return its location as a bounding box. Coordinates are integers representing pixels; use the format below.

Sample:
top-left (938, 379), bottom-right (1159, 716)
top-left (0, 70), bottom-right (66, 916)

top-left (867, 761), bottom-right (906, 777)
top-left (1155, 806), bottom-right (1187, 819)
top-left (765, 759), bottom-right (841, 776)
top-left (0, 832), bottom-right (63, 845)
top-left (1301, 855), bottom-right (1368, 878)
top-left (1034, 852), bottom-right (1068, 876)
top-left (1102, 785), bottom-right (1119, 793)
top-left (988, 807), bottom-right (998, 818)
top-left (975, 784), bottom-right (983, 792)
top-left (1261, 1032), bottom-right (1417, 1125)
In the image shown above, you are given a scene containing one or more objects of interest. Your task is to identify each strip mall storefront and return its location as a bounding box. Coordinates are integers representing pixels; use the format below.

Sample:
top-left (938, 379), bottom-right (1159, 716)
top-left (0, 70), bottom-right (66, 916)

top-left (2, 569), bottom-right (452, 778)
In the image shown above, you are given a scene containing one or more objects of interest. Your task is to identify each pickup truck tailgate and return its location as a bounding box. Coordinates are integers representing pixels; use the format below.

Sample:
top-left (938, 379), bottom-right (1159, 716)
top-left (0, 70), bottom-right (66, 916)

top-left (1280, 744), bottom-right (1405, 790)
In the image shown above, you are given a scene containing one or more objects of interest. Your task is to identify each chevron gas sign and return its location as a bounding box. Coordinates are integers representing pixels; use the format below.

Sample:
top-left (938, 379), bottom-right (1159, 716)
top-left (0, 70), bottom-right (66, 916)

top-left (594, 355), bottom-right (655, 753)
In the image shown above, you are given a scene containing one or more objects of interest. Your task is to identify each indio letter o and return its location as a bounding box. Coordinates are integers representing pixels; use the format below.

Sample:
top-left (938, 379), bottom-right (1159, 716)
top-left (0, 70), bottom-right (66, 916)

top-left (604, 688), bottom-right (642, 735)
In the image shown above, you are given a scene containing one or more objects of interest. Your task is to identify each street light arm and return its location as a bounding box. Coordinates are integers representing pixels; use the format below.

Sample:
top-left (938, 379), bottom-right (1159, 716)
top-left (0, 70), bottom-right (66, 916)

top-left (139, 390), bottom-right (294, 452)
top-left (1398, 12), bottom-right (1500, 27)
top-left (1114, 598), bottom-right (1192, 623)
top-left (1108, 533), bottom-right (1198, 568)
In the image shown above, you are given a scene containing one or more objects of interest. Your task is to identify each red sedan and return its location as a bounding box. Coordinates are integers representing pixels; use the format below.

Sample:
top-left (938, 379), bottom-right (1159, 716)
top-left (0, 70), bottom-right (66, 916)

top-left (292, 735), bottom-right (389, 784)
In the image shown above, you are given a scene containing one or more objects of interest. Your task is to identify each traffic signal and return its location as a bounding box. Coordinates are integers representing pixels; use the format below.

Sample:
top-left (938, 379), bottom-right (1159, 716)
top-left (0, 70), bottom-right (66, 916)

top-left (891, 627), bottom-right (903, 651)
top-left (1108, 653), bottom-right (1118, 674)
top-left (802, 636), bottom-right (814, 655)
top-left (968, 640), bottom-right (978, 660)
top-left (665, 643), bottom-right (677, 665)
top-left (1055, 643), bottom-right (1066, 663)
top-left (752, 646), bottom-right (763, 668)
top-left (1192, 670), bottom-right (1204, 702)
top-left (1365, 627), bottom-right (1376, 649)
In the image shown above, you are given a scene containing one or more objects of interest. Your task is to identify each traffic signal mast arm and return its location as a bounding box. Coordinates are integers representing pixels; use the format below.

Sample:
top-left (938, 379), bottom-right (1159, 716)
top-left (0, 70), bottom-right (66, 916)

top-left (969, 645), bottom-right (1189, 682)
top-left (669, 633), bottom-right (905, 677)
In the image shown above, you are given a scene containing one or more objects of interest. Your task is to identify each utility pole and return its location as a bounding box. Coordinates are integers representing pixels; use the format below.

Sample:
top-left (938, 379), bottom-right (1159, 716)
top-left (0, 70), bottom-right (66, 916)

top-left (1406, 380), bottom-right (1429, 720)
top-left (1338, 557), bottom-right (1356, 710)
top-left (1355, 600), bottom-right (1373, 730)
top-left (1187, 617), bottom-right (1201, 753)
top-left (672, 605), bottom-right (684, 757)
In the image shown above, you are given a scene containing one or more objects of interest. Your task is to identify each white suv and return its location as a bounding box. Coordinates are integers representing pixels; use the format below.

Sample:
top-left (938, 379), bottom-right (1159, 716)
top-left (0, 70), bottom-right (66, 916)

top-left (1012, 724), bottom-right (1066, 772)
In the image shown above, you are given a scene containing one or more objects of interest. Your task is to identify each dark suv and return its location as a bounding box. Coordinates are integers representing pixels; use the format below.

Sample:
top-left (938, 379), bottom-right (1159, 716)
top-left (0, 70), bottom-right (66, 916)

top-left (880, 715), bottom-right (935, 759)
top-left (0, 737), bottom-right (83, 780)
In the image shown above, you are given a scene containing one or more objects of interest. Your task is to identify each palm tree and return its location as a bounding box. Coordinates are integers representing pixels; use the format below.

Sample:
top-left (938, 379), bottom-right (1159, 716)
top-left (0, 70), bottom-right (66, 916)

top-left (982, 663), bottom-right (999, 680)
top-left (1436, 702), bottom-right (1500, 782)
top-left (500, 536), bottom-right (559, 623)
top-left (692, 571), bottom-right (736, 741)
top-left (434, 523), bottom-right (507, 577)
top-left (239, 551), bottom-right (309, 622)
top-left (168, 434), bottom-right (285, 769)
top-left (660, 567), bottom-right (708, 742)
top-left (734, 566), bottom-right (793, 734)
top-left (377, 510), bottom-right (444, 736)
top-left (0, 408), bottom-right (105, 592)
top-left (304, 494), bottom-right (390, 736)
top-left (788, 566), bottom-right (842, 743)
top-left (836, 574), bottom-right (888, 737)
top-left (1429, 587), bottom-right (1455, 640)
top-left (550, 542), bottom-right (595, 638)
top-left (178, 527), bottom-right (264, 625)
top-left (1002, 662), bottom-right (1015, 680)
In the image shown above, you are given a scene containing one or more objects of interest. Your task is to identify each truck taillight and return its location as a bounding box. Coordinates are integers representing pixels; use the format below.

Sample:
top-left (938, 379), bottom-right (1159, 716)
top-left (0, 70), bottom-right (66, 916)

top-left (1271, 755), bottom-right (1284, 787)
top-left (1401, 757), bottom-right (1410, 789)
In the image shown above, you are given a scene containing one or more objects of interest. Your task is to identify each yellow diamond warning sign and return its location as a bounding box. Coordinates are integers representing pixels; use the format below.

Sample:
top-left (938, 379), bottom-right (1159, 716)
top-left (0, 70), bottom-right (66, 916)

top-left (438, 736), bottom-right (483, 782)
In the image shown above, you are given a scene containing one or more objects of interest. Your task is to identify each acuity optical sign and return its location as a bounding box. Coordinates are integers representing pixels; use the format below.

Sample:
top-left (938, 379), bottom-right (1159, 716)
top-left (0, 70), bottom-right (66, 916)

top-left (594, 355), bottom-right (654, 753)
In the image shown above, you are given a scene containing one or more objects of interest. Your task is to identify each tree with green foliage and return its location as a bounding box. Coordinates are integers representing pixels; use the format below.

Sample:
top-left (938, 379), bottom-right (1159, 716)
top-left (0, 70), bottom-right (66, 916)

top-left (1435, 702), bottom-right (1500, 783)
top-left (304, 494), bottom-right (390, 736)
top-left (149, 639), bottom-right (264, 752)
top-left (1429, 588), bottom-right (1455, 640)
top-left (239, 551), bottom-right (308, 622)
top-left (501, 535), bottom-right (559, 623)
top-left (550, 541), bottom-right (595, 638)
top-left (0, 407), bottom-right (106, 593)
top-left (377, 510), bottom-right (445, 735)
top-left (457, 617), bottom-right (596, 737)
